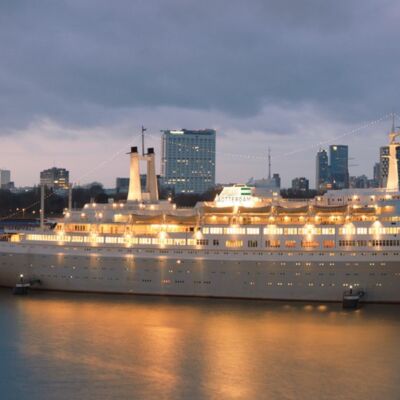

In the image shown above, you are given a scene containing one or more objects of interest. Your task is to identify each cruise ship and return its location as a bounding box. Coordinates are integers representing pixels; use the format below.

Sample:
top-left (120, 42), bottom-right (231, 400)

top-left (1, 131), bottom-right (400, 303)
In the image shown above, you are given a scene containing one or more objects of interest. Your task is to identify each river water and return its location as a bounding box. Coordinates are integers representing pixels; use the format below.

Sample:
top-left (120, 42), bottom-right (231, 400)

top-left (0, 289), bottom-right (399, 400)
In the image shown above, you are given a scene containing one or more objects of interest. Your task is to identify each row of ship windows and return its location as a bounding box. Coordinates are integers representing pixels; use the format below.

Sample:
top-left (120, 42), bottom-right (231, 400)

top-left (231, 239), bottom-right (399, 249)
top-left (34, 274), bottom-right (387, 288)
top-left (23, 235), bottom-right (400, 250)
top-left (202, 227), bottom-right (400, 235)
top-left (203, 227), bottom-right (335, 235)
top-left (1, 253), bottom-right (396, 266)
top-left (339, 240), bottom-right (400, 247)
top-left (22, 263), bottom-right (396, 275)
top-left (28, 223), bottom-right (400, 241)
top-left (63, 224), bottom-right (400, 235)
top-left (2, 253), bottom-right (398, 266)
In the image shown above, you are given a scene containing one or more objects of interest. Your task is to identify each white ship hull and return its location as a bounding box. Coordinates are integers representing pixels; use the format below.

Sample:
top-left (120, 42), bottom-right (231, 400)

top-left (1, 242), bottom-right (399, 302)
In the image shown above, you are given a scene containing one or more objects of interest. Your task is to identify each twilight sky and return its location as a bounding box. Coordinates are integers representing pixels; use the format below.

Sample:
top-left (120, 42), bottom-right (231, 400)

top-left (0, 0), bottom-right (399, 188)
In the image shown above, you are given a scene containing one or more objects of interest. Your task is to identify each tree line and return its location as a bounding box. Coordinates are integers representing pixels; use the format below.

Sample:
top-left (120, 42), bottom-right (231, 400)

top-left (0, 184), bottom-right (223, 219)
top-left (0, 184), bottom-right (321, 219)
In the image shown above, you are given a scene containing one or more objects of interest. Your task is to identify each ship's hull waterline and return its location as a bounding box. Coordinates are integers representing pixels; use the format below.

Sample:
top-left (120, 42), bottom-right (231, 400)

top-left (1, 243), bottom-right (399, 302)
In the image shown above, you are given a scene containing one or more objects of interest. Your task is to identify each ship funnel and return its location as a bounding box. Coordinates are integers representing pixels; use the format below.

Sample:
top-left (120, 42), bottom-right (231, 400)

top-left (386, 125), bottom-right (400, 192)
top-left (146, 147), bottom-right (158, 202)
top-left (127, 146), bottom-right (142, 202)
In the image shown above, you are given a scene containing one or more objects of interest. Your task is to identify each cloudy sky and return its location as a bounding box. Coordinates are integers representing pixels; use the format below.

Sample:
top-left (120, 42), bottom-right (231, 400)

top-left (0, 0), bottom-right (398, 188)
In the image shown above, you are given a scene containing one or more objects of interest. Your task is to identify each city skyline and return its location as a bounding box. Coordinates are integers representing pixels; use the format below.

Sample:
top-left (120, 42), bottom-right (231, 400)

top-left (1, 121), bottom-right (396, 190)
top-left (0, 1), bottom-right (399, 188)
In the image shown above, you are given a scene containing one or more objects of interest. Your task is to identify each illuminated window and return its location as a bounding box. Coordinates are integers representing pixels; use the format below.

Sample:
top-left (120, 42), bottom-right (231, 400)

top-left (265, 240), bottom-right (280, 248)
top-left (301, 241), bottom-right (319, 248)
top-left (226, 240), bottom-right (243, 248)
top-left (264, 226), bottom-right (283, 235)
top-left (225, 227), bottom-right (246, 235)
top-left (210, 227), bottom-right (223, 234)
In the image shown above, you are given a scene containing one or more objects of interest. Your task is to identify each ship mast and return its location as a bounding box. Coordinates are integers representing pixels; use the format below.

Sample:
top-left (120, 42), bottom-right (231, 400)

top-left (141, 125), bottom-right (147, 156)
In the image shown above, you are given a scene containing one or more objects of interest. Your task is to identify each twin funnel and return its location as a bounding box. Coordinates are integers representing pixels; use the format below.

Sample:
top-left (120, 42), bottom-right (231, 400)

top-left (127, 147), bottom-right (158, 202)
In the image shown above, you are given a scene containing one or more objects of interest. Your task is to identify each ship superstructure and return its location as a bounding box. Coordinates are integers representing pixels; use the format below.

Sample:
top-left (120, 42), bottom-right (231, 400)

top-left (0, 135), bottom-right (400, 302)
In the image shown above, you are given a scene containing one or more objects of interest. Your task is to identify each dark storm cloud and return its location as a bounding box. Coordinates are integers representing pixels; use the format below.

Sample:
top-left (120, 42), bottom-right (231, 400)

top-left (0, 0), bottom-right (398, 132)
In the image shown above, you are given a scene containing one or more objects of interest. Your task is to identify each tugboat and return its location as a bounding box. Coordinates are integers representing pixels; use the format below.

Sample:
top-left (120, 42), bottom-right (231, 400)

top-left (342, 286), bottom-right (365, 309)
top-left (13, 274), bottom-right (31, 295)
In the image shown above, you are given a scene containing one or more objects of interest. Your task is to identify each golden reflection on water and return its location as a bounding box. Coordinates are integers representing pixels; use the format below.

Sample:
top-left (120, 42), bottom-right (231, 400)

top-left (11, 294), bottom-right (400, 400)
top-left (17, 298), bottom-right (185, 397)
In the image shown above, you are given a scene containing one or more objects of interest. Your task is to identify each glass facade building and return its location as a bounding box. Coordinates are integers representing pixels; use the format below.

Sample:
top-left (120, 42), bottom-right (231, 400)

top-left (329, 145), bottom-right (349, 189)
top-left (315, 149), bottom-right (329, 190)
top-left (291, 177), bottom-right (309, 191)
top-left (161, 129), bottom-right (216, 193)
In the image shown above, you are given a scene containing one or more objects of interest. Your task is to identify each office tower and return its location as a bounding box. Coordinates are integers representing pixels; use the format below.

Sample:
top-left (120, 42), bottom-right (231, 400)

top-left (373, 162), bottom-right (380, 187)
top-left (291, 177), bottom-right (309, 191)
top-left (0, 170), bottom-right (11, 189)
top-left (315, 149), bottom-right (329, 190)
top-left (161, 129), bottom-right (216, 193)
top-left (350, 175), bottom-right (369, 189)
top-left (40, 167), bottom-right (69, 189)
top-left (380, 146), bottom-right (389, 187)
top-left (272, 173), bottom-right (281, 188)
top-left (329, 145), bottom-right (349, 189)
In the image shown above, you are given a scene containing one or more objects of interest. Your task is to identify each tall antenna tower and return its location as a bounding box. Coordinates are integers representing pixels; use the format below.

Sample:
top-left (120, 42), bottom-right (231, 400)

top-left (268, 147), bottom-right (271, 180)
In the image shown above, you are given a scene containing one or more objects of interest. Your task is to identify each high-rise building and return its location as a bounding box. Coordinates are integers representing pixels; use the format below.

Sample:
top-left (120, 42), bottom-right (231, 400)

top-left (291, 177), bottom-right (309, 191)
top-left (373, 162), bottom-right (380, 187)
top-left (350, 175), bottom-right (369, 189)
top-left (315, 149), bottom-right (329, 190)
top-left (40, 167), bottom-right (69, 189)
top-left (272, 173), bottom-right (281, 189)
top-left (161, 129), bottom-right (216, 193)
top-left (329, 145), bottom-right (349, 189)
top-left (0, 170), bottom-right (11, 189)
top-left (379, 146), bottom-right (400, 188)
top-left (116, 178), bottom-right (130, 194)
top-left (379, 146), bottom-right (389, 187)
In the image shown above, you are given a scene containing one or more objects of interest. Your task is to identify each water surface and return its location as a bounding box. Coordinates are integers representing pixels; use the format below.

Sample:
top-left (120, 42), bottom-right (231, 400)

top-left (0, 289), bottom-right (399, 400)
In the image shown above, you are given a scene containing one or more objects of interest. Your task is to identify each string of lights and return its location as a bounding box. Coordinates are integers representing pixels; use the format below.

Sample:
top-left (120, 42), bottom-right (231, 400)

top-left (76, 132), bottom-right (142, 182)
top-left (283, 113), bottom-right (393, 157)
top-left (0, 133), bottom-right (143, 221)
top-left (147, 112), bottom-right (394, 161)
